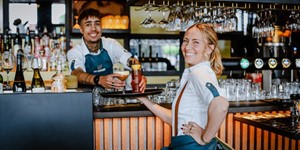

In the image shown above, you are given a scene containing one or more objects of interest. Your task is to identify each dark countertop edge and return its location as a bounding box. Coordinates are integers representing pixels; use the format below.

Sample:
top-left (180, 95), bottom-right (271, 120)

top-left (94, 100), bottom-right (289, 118)
top-left (94, 110), bottom-right (154, 118)
top-left (234, 116), bottom-right (300, 140)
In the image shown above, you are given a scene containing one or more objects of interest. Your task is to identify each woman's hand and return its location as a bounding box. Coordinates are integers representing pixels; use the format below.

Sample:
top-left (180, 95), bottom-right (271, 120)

top-left (181, 122), bottom-right (207, 145)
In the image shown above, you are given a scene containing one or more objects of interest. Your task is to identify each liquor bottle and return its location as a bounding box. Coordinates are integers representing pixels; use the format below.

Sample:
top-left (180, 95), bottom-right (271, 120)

top-left (24, 27), bottom-right (32, 55)
top-left (51, 60), bottom-right (66, 92)
top-left (24, 27), bottom-right (33, 71)
top-left (13, 50), bottom-right (26, 92)
top-left (6, 28), bottom-right (12, 52)
top-left (13, 27), bottom-right (22, 56)
top-left (42, 26), bottom-right (50, 58)
top-left (34, 27), bottom-right (41, 56)
top-left (31, 57), bottom-right (45, 93)
top-left (131, 60), bottom-right (142, 93)
top-left (0, 74), bottom-right (3, 93)
top-left (59, 27), bottom-right (66, 52)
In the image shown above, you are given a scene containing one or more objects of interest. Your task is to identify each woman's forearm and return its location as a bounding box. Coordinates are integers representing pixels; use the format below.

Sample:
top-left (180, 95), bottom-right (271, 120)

top-left (138, 97), bottom-right (172, 125)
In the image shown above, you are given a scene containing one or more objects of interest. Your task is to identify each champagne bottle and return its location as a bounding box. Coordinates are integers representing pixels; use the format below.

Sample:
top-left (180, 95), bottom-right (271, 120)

top-left (31, 57), bottom-right (45, 93)
top-left (13, 50), bottom-right (26, 92)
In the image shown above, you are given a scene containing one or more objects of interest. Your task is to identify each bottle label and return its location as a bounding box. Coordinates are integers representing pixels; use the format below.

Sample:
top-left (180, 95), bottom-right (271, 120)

top-left (16, 87), bottom-right (23, 92)
top-left (32, 87), bottom-right (45, 93)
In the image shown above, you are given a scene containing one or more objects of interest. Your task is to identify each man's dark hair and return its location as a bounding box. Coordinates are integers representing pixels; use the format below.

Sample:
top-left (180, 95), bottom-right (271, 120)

top-left (78, 8), bottom-right (101, 24)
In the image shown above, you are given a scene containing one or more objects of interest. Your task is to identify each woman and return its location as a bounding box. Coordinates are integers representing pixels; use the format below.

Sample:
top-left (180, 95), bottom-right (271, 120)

top-left (137, 23), bottom-right (229, 149)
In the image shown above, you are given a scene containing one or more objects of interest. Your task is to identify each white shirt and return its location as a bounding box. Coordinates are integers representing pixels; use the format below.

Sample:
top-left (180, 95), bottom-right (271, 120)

top-left (67, 37), bottom-right (132, 72)
top-left (171, 61), bottom-right (226, 136)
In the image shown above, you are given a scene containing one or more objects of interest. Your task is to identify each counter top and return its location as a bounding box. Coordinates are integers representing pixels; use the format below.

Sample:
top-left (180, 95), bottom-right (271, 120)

top-left (94, 100), bottom-right (288, 118)
top-left (234, 113), bottom-right (300, 140)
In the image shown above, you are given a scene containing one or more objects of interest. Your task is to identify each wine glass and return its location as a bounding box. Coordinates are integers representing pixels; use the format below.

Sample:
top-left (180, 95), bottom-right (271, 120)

top-left (114, 68), bottom-right (130, 94)
top-left (2, 51), bottom-right (15, 89)
top-left (31, 55), bottom-right (43, 70)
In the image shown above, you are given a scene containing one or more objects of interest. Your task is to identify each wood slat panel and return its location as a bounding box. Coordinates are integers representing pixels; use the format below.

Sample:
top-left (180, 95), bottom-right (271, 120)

top-left (226, 113), bottom-right (234, 147)
top-left (130, 118), bottom-right (138, 150)
top-left (147, 117), bottom-right (155, 150)
top-left (103, 118), bottom-right (112, 150)
top-left (284, 137), bottom-right (289, 150)
top-left (155, 117), bottom-right (163, 150)
top-left (234, 113), bottom-right (241, 150)
top-left (291, 139), bottom-right (296, 150)
top-left (256, 128), bottom-right (262, 150)
top-left (138, 117), bottom-right (146, 150)
top-left (249, 125), bottom-right (255, 150)
top-left (163, 122), bottom-right (171, 147)
top-left (241, 123), bottom-right (248, 150)
top-left (121, 118), bottom-right (129, 150)
top-left (270, 132), bottom-right (276, 150)
top-left (94, 119), bottom-right (101, 150)
top-left (112, 118), bottom-right (120, 150)
top-left (277, 135), bottom-right (283, 150)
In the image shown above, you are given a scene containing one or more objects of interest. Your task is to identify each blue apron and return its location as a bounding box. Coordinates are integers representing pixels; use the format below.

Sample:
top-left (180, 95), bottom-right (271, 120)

top-left (85, 39), bottom-right (113, 76)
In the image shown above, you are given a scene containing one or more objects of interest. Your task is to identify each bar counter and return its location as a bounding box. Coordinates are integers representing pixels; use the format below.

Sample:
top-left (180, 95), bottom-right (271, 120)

top-left (1, 90), bottom-right (298, 150)
top-left (93, 100), bottom-right (296, 150)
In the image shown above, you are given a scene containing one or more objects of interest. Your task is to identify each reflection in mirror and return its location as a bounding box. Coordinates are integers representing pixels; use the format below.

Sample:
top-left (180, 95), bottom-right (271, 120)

top-left (9, 3), bottom-right (37, 33)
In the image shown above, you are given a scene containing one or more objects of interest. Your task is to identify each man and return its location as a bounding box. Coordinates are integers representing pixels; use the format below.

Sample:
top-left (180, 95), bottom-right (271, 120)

top-left (67, 8), bottom-right (146, 91)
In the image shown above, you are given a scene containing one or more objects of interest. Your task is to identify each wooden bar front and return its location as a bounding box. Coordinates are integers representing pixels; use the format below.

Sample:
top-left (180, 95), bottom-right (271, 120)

top-left (94, 101), bottom-right (300, 150)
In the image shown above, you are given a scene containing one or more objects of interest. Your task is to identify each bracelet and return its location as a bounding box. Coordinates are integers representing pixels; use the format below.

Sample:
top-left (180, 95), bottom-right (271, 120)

top-left (201, 134), bottom-right (210, 145)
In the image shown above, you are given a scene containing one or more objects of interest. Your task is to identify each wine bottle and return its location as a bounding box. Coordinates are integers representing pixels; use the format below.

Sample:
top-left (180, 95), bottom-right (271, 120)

top-left (31, 57), bottom-right (45, 93)
top-left (13, 50), bottom-right (26, 92)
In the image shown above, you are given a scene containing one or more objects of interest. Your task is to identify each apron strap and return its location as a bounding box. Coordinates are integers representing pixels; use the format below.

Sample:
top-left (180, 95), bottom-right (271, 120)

top-left (174, 82), bottom-right (188, 135)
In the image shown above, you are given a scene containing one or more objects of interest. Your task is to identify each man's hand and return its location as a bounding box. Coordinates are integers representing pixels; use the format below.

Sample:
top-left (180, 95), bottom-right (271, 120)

top-left (99, 74), bottom-right (125, 89)
top-left (139, 75), bottom-right (147, 93)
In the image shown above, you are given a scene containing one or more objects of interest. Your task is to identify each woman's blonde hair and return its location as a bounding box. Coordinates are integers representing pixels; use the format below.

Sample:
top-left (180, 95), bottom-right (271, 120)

top-left (186, 23), bottom-right (223, 77)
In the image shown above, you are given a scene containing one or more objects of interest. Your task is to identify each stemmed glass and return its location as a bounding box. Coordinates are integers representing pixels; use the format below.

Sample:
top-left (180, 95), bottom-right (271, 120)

top-left (156, 0), bottom-right (169, 29)
top-left (114, 68), bottom-right (130, 94)
top-left (2, 51), bottom-right (15, 89)
top-left (138, 0), bottom-right (157, 28)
